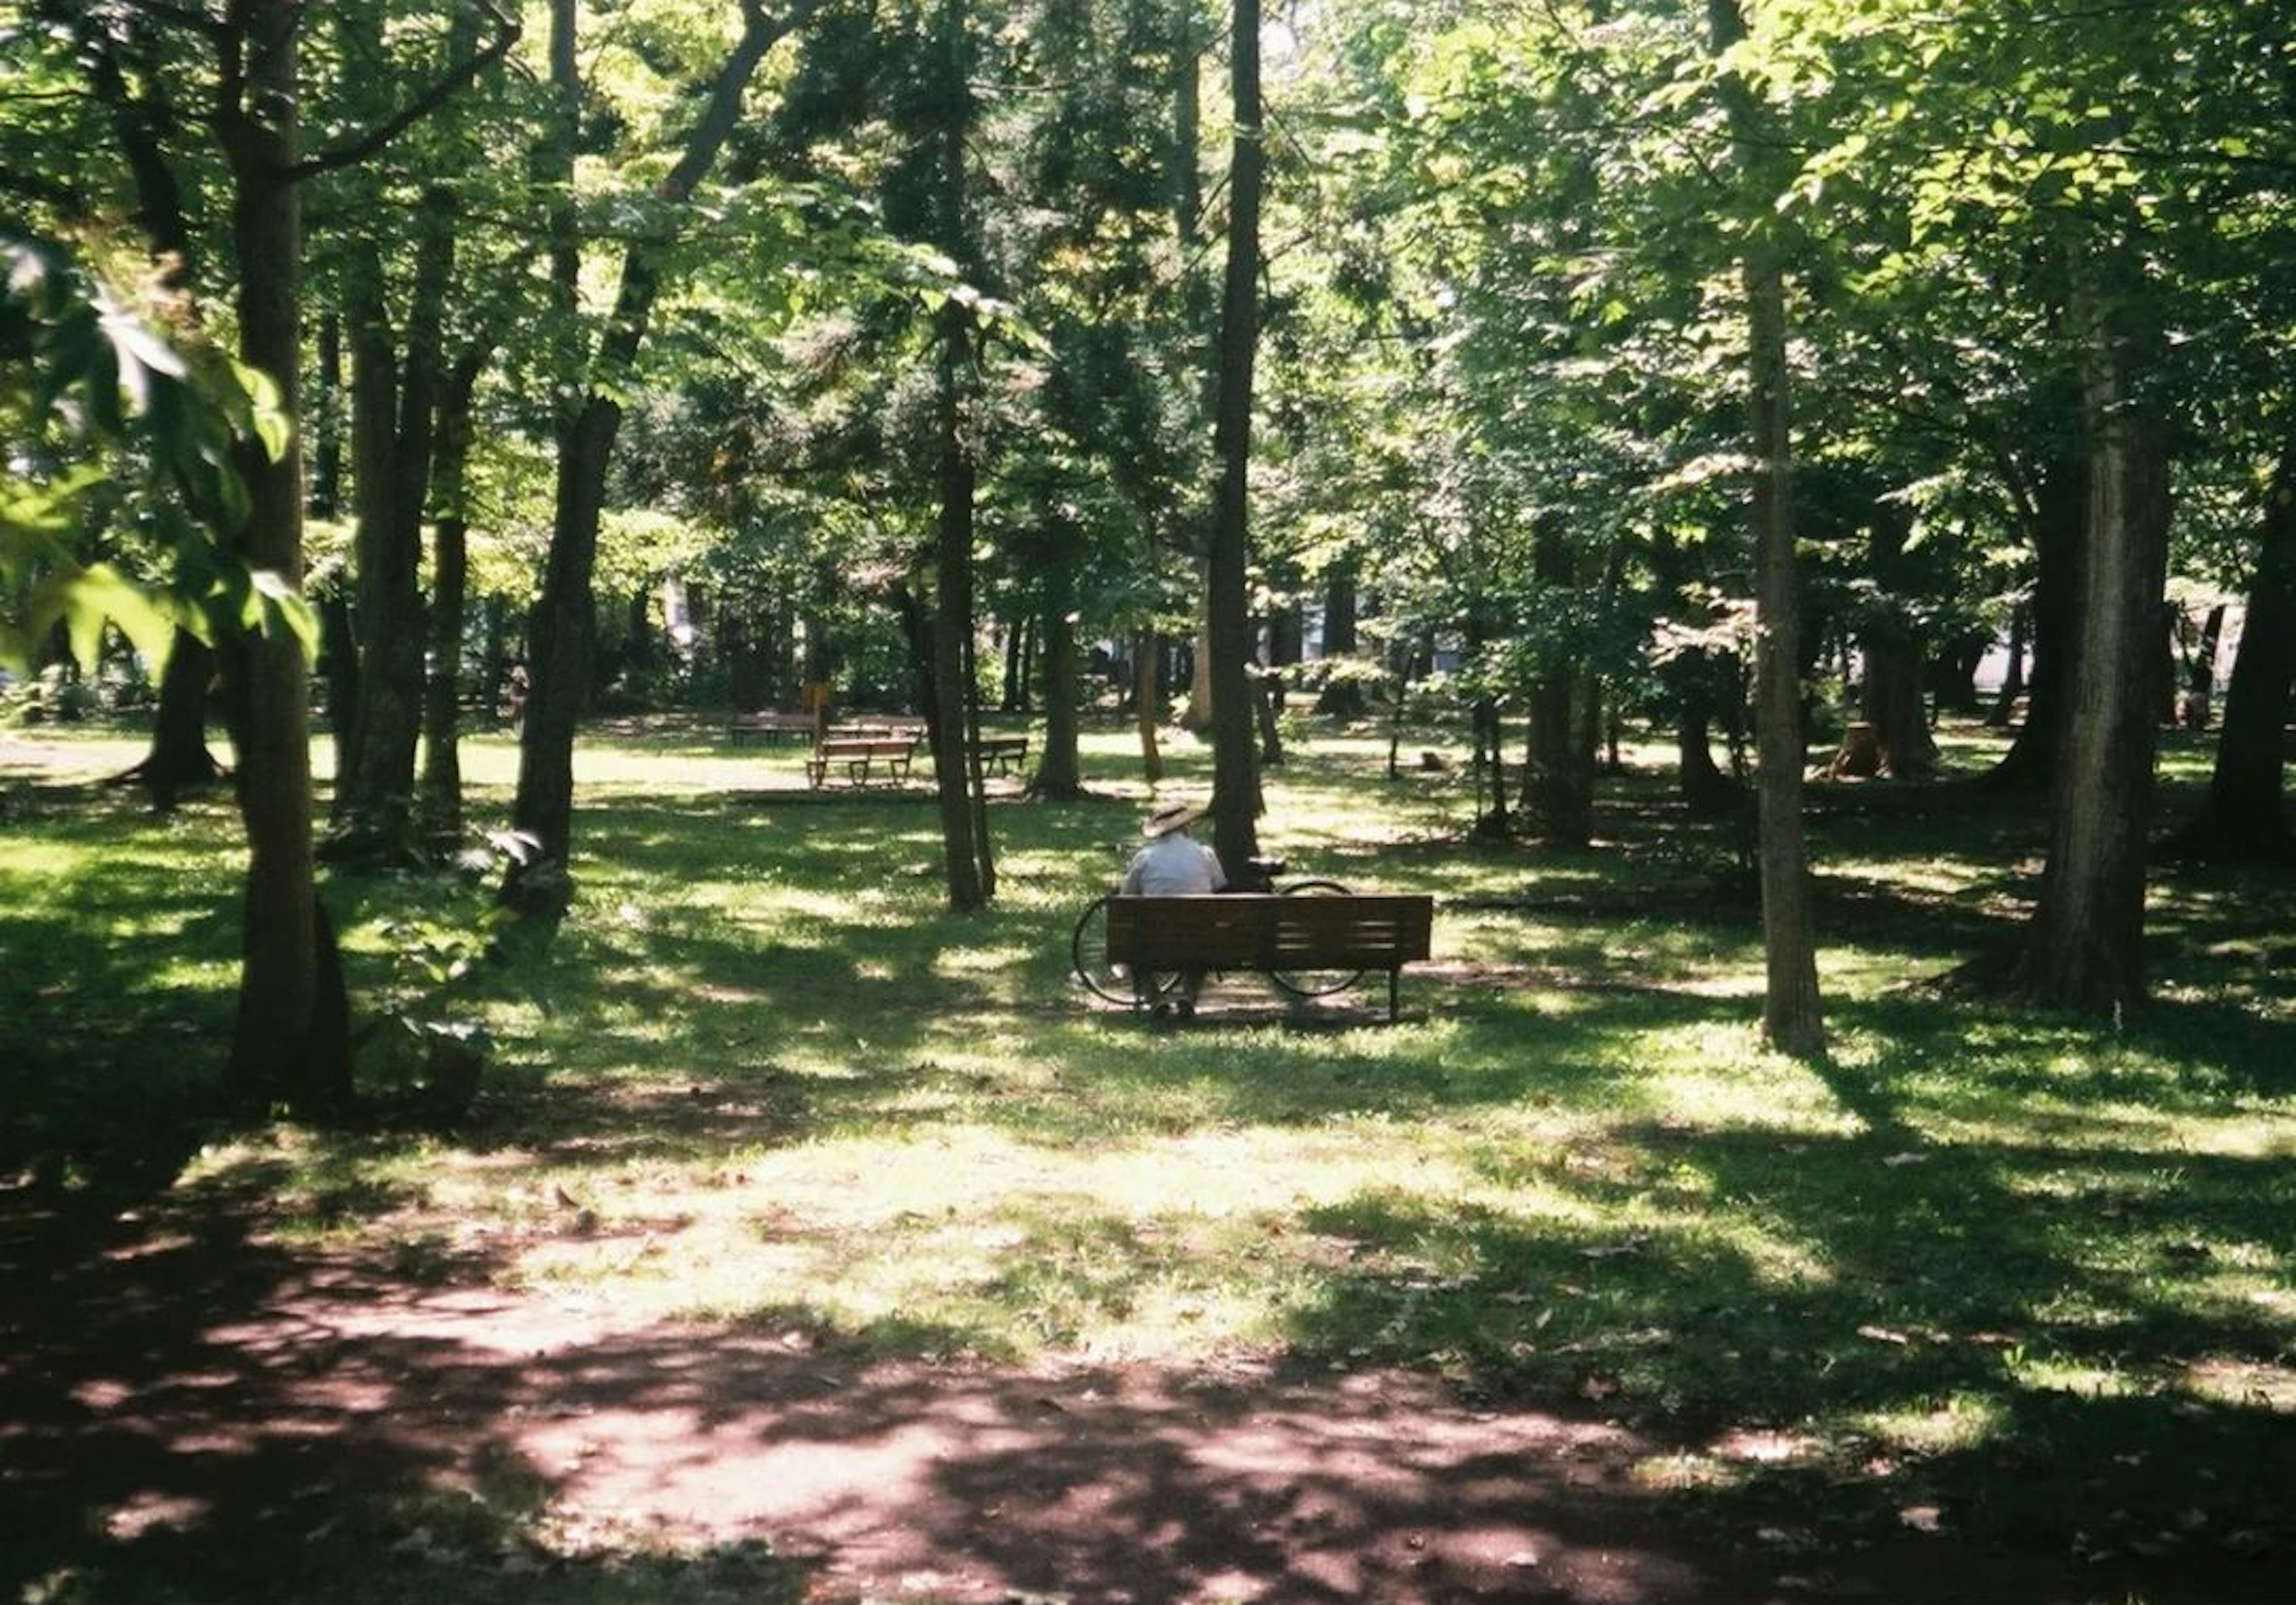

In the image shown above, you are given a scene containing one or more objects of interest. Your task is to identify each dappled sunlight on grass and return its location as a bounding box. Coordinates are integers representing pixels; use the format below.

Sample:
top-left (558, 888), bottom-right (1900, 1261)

top-left (7, 716), bottom-right (2294, 1575)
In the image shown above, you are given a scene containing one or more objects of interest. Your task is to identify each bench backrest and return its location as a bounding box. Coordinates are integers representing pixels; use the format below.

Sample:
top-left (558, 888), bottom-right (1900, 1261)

top-left (1106, 893), bottom-right (1433, 971)
top-left (817, 737), bottom-right (914, 758)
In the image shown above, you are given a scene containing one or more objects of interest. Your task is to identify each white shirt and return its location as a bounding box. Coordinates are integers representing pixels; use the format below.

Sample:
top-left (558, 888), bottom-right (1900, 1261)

top-left (1121, 832), bottom-right (1226, 896)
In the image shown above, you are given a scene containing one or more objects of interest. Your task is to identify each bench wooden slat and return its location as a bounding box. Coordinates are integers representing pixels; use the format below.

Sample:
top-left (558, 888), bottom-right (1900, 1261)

top-left (805, 735), bottom-right (918, 788)
top-left (1104, 893), bottom-right (1434, 1020)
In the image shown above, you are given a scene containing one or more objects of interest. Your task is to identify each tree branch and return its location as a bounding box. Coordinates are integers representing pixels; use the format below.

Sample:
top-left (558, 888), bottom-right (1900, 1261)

top-left (285, 1), bottom-right (521, 182)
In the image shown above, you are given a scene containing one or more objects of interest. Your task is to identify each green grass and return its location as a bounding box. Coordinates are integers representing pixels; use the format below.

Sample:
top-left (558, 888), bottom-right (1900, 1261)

top-left (3, 714), bottom-right (2291, 1595)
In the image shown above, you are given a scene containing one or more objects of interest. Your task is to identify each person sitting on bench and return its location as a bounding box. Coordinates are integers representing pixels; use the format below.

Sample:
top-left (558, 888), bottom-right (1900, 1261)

top-left (1120, 798), bottom-right (1226, 1018)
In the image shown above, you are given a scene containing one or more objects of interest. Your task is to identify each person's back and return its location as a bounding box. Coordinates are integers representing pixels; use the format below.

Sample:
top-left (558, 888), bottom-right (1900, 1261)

top-left (1118, 799), bottom-right (1225, 1015)
top-left (1122, 829), bottom-right (1223, 897)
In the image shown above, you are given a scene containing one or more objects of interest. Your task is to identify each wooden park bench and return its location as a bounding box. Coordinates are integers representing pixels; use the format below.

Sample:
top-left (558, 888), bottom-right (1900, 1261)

top-left (806, 734), bottom-right (917, 789)
top-left (1103, 893), bottom-right (1434, 1021)
top-left (728, 709), bottom-right (818, 744)
top-left (978, 734), bottom-right (1029, 776)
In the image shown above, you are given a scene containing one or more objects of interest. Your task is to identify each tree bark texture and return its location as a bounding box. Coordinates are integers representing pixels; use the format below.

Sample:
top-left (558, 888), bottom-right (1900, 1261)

top-left (2011, 267), bottom-right (2173, 1009)
top-left (1858, 501), bottom-right (1937, 777)
top-left (80, 10), bottom-right (228, 804)
top-left (508, 0), bottom-right (801, 908)
top-left (1034, 565), bottom-right (1083, 800)
top-left (221, 0), bottom-right (349, 1104)
top-left (1206, 0), bottom-right (1265, 881)
top-left (1523, 520), bottom-right (1594, 843)
top-left (1134, 626), bottom-right (1164, 783)
top-left (2174, 434), bottom-right (2296, 859)
top-left (1711, 0), bottom-right (1824, 1057)
top-left (339, 182), bottom-right (453, 846)
top-left (926, 0), bottom-right (990, 910)
top-left (418, 358), bottom-right (484, 838)
top-left (1987, 451), bottom-right (2084, 788)
top-left (1987, 604), bottom-right (2028, 727)
top-left (1316, 557), bottom-right (1366, 717)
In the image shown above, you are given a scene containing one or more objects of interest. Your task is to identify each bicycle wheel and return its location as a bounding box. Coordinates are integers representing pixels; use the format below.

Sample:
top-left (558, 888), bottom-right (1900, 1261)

top-left (1270, 879), bottom-right (1366, 999)
top-left (1071, 894), bottom-right (1179, 1005)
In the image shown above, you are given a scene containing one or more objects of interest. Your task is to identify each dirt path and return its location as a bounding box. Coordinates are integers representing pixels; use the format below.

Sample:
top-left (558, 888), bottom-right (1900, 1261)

top-left (0, 1187), bottom-right (2258, 1604)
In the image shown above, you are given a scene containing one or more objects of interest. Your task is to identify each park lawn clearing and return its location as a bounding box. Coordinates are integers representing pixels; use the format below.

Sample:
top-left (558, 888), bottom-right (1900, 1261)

top-left (2, 719), bottom-right (2292, 1603)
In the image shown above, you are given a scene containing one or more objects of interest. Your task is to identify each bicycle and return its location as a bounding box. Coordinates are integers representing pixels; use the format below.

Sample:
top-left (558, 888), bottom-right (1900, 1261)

top-left (1070, 854), bottom-right (1363, 1006)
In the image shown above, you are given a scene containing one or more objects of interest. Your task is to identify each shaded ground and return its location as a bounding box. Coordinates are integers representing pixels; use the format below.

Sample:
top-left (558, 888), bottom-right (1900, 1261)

top-left (5, 1182), bottom-right (2279, 1605)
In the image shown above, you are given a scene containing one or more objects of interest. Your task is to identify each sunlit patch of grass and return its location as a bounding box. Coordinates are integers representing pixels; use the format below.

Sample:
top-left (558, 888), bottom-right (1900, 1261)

top-left (1851, 1392), bottom-right (2010, 1455)
top-left (7, 715), bottom-right (2294, 1572)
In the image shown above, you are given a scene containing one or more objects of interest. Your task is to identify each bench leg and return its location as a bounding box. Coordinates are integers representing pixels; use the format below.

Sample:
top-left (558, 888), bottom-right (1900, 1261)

top-left (1388, 968), bottom-right (1400, 1024)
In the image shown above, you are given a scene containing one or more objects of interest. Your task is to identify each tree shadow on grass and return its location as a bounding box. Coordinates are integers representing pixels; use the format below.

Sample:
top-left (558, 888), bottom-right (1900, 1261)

top-left (1281, 1115), bottom-right (2292, 1602)
top-left (0, 1176), bottom-right (1794, 1605)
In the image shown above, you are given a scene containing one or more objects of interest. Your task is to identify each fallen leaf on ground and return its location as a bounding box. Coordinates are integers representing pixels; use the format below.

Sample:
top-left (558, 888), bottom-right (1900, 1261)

top-left (1899, 1504), bottom-right (1944, 1533)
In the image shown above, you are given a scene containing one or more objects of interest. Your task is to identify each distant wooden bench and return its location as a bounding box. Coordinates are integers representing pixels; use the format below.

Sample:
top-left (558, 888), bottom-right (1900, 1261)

top-left (978, 734), bottom-right (1029, 776)
top-left (807, 736), bottom-right (917, 789)
top-left (729, 710), bottom-right (817, 744)
top-left (1104, 893), bottom-right (1434, 1021)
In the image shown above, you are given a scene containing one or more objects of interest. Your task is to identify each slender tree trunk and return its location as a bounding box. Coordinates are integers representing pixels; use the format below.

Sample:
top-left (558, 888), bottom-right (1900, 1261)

top-left (2170, 434), bottom-right (2296, 859)
top-left (1184, 578), bottom-right (1216, 733)
top-left (1987, 603), bottom-right (2028, 727)
top-left (2184, 603), bottom-right (2227, 728)
top-left (1523, 521), bottom-right (1593, 842)
top-left (2006, 261), bottom-right (2173, 1008)
top-left (222, 0), bottom-right (348, 1105)
top-left (130, 635), bottom-right (225, 810)
top-left (1711, 0), bottom-right (1822, 1057)
top-left (338, 183), bottom-right (451, 850)
top-left (927, 0), bottom-right (989, 908)
top-left (1205, 0), bottom-right (1264, 878)
top-left (507, 0), bottom-right (801, 910)
top-left (1654, 525), bottom-right (1741, 814)
top-left (80, 13), bottom-right (224, 805)
top-left (1317, 557), bottom-right (1365, 717)
top-left (1987, 451), bottom-right (2084, 788)
top-left (1859, 502), bottom-right (1938, 777)
top-left (1134, 626), bottom-right (1164, 783)
top-left (1677, 690), bottom-right (1737, 815)
top-left (419, 358), bottom-right (483, 840)
top-left (1034, 567), bottom-right (1083, 799)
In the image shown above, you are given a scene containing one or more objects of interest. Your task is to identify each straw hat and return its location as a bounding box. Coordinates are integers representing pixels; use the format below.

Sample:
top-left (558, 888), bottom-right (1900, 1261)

top-left (1142, 798), bottom-right (1204, 838)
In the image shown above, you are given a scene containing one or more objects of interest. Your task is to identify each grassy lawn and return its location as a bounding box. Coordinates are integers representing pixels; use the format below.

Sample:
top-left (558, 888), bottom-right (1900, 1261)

top-left (2, 715), bottom-right (2291, 1597)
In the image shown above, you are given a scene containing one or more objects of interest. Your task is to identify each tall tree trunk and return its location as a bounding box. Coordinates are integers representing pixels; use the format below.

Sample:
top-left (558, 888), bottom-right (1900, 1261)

top-left (420, 357), bottom-right (484, 840)
top-left (1711, 0), bottom-right (1822, 1057)
top-left (222, 0), bottom-right (348, 1105)
top-left (2183, 603), bottom-right (2227, 728)
top-left (1860, 501), bottom-right (1938, 777)
top-left (1205, 0), bottom-right (1265, 878)
top-left (1523, 520), bottom-right (1593, 843)
top-left (1316, 557), bottom-right (1365, 718)
top-left (1654, 525), bottom-right (1741, 815)
top-left (338, 182), bottom-right (451, 850)
top-left (133, 636), bottom-right (225, 810)
top-left (508, 0), bottom-right (802, 910)
top-left (80, 12), bottom-right (224, 805)
top-left (1987, 450), bottom-right (2084, 788)
top-left (2170, 434), bottom-right (2296, 860)
top-left (1134, 626), bottom-right (1164, 783)
top-left (2006, 261), bottom-right (2173, 1008)
top-left (1034, 565), bottom-right (1083, 799)
top-left (1183, 579), bottom-right (1216, 733)
top-left (1677, 686), bottom-right (1737, 816)
top-left (927, 0), bottom-right (990, 909)
top-left (1987, 603), bottom-right (2028, 727)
